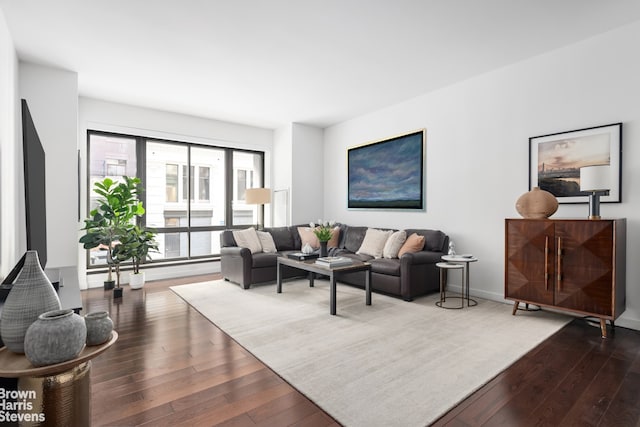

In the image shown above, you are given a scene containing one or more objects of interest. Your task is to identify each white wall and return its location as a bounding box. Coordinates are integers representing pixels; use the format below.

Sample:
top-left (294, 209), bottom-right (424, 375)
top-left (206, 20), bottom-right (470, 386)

top-left (272, 123), bottom-right (324, 226)
top-left (290, 123), bottom-right (324, 225)
top-left (0, 8), bottom-right (20, 278)
top-left (19, 63), bottom-right (79, 270)
top-left (78, 97), bottom-right (274, 287)
top-left (273, 124), bottom-right (293, 226)
top-left (324, 21), bottom-right (640, 330)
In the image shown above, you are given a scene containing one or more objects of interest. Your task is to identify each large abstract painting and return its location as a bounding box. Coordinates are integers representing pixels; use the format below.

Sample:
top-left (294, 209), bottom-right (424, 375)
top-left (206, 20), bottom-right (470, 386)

top-left (348, 129), bottom-right (425, 210)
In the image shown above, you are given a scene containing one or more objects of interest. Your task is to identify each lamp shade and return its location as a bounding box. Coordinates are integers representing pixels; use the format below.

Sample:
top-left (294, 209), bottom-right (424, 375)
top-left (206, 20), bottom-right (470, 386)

top-left (245, 188), bottom-right (271, 205)
top-left (580, 165), bottom-right (610, 192)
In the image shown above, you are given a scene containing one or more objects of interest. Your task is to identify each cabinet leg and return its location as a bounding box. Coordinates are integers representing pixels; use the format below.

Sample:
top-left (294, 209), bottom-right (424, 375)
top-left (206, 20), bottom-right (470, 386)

top-left (600, 319), bottom-right (608, 338)
top-left (512, 301), bottom-right (519, 315)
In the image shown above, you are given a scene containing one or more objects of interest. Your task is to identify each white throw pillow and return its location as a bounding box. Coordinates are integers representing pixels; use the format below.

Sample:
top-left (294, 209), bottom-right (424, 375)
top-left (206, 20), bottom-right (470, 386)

top-left (232, 227), bottom-right (263, 254)
top-left (383, 230), bottom-right (407, 259)
top-left (257, 230), bottom-right (277, 253)
top-left (357, 228), bottom-right (393, 259)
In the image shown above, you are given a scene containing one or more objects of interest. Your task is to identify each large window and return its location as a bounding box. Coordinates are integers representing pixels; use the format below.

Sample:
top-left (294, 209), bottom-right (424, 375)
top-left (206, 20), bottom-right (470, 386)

top-left (86, 131), bottom-right (264, 268)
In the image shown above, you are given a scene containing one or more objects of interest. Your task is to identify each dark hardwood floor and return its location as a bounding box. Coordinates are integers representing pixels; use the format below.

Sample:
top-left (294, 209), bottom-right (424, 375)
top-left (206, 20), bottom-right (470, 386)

top-left (84, 274), bottom-right (338, 427)
top-left (432, 317), bottom-right (640, 427)
top-left (84, 275), bottom-right (640, 426)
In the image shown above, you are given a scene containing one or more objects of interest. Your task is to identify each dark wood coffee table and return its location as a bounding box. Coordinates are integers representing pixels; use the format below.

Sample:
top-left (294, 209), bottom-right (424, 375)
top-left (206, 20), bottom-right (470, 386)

top-left (276, 257), bottom-right (372, 315)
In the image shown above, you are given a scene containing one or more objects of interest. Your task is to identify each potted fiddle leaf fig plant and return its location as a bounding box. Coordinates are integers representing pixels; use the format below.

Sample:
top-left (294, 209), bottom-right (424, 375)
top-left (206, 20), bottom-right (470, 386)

top-left (112, 225), bottom-right (158, 290)
top-left (79, 176), bottom-right (145, 293)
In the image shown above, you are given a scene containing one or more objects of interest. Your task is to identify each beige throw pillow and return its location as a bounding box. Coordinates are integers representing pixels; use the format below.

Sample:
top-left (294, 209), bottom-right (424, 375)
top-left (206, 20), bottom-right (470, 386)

top-left (383, 230), bottom-right (407, 259)
top-left (398, 233), bottom-right (425, 257)
top-left (298, 227), bottom-right (320, 249)
top-left (327, 226), bottom-right (341, 248)
top-left (232, 227), bottom-right (263, 254)
top-left (257, 231), bottom-right (277, 253)
top-left (357, 228), bottom-right (393, 259)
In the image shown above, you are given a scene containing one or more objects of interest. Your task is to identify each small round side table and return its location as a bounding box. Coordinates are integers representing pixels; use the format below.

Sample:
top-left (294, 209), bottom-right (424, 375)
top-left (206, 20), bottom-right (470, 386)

top-left (436, 262), bottom-right (466, 309)
top-left (440, 255), bottom-right (479, 308)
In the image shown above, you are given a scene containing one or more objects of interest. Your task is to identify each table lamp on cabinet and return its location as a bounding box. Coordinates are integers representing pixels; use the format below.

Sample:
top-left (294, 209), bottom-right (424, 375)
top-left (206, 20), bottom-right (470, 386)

top-left (580, 165), bottom-right (610, 220)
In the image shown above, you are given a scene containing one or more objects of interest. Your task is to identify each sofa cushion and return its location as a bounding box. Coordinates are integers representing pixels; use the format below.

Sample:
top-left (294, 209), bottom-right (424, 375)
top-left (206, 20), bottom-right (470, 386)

top-left (257, 231), bottom-right (277, 253)
top-left (370, 258), bottom-right (401, 276)
top-left (398, 233), bottom-right (425, 257)
top-left (383, 230), bottom-right (407, 259)
top-left (267, 227), bottom-right (296, 250)
top-left (357, 228), bottom-right (393, 259)
top-left (340, 252), bottom-right (373, 262)
top-left (252, 252), bottom-right (279, 268)
top-left (343, 226), bottom-right (368, 253)
top-left (232, 228), bottom-right (262, 254)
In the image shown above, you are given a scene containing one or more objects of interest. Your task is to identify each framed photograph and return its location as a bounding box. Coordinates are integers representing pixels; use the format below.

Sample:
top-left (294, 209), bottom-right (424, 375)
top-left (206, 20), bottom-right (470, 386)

top-left (529, 123), bottom-right (622, 204)
top-left (348, 129), bottom-right (425, 210)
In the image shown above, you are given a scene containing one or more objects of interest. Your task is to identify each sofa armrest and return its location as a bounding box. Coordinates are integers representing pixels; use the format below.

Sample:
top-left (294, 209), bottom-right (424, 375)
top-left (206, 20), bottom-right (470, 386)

top-left (221, 246), bottom-right (251, 258)
top-left (220, 246), bottom-right (253, 289)
top-left (400, 250), bottom-right (443, 267)
top-left (398, 250), bottom-right (444, 301)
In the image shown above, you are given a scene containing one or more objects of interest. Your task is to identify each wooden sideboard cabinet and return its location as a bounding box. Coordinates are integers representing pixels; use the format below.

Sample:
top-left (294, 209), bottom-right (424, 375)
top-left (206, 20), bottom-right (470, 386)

top-left (505, 218), bottom-right (626, 338)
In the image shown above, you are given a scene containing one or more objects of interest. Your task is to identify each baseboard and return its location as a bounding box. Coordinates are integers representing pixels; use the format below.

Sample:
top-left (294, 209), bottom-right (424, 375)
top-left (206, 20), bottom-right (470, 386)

top-left (85, 262), bottom-right (221, 288)
top-left (616, 316), bottom-right (640, 331)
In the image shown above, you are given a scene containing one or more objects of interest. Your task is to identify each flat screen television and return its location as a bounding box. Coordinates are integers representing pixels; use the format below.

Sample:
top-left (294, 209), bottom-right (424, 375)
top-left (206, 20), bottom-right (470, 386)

top-left (0, 100), bottom-right (47, 292)
top-left (21, 99), bottom-right (48, 269)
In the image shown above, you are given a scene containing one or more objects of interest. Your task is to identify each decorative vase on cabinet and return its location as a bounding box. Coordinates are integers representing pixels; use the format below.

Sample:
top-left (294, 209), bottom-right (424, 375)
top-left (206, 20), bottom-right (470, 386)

top-left (515, 187), bottom-right (558, 219)
top-left (0, 251), bottom-right (61, 353)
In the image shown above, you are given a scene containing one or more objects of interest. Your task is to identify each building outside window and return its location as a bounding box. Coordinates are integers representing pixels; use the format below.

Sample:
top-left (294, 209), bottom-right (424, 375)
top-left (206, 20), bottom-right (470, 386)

top-left (199, 166), bottom-right (210, 201)
top-left (87, 133), bottom-right (137, 266)
top-left (166, 164), bottom-right (178, 202)
top-left (106, 159), bottom-right (127, 176)
top-left (233, 151), bottom-right (262, 226)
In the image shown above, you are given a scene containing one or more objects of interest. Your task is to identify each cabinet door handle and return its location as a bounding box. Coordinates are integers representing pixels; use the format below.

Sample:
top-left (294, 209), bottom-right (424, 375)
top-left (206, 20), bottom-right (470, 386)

top-left (556, 237), bottom-right (562, 291)
top-left (544, 236), bottom-right (549, 290)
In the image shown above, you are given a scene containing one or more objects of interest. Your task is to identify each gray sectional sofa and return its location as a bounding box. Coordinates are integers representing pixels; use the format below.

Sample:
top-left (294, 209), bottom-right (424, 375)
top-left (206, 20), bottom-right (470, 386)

top-left (219, 224), bottom-right (449, 301)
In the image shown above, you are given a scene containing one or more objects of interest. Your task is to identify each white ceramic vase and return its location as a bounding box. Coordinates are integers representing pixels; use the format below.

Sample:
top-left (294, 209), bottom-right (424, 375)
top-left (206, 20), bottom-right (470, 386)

top-left (129, 272), bottom-right (145, 289)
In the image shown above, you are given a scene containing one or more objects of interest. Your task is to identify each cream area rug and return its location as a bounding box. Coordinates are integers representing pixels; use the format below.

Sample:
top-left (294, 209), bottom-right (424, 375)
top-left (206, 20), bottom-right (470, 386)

top-left (171, 279), bottom-right (571, 427)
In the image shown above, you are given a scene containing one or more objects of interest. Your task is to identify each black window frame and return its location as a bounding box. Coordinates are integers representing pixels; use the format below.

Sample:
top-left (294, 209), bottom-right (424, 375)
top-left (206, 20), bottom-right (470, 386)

top-left (85, 129), bottom-right (265, 270)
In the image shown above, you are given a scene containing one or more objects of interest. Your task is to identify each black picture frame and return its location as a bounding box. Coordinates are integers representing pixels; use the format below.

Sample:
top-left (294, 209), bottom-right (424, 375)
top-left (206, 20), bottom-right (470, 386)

top-left (348, 129), bottom-right (425, 210)
top-left (529, 123), bottom-right (622, 204)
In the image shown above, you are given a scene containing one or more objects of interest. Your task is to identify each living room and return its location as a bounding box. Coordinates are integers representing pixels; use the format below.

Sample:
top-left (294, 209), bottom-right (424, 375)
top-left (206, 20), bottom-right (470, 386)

top-left (2, 1), bottom-right (640, 426)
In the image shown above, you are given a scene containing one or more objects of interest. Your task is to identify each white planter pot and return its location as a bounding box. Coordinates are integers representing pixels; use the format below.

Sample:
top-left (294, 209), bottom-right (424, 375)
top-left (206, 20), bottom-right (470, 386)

top-left (129, 272), bottom-right (145, 290)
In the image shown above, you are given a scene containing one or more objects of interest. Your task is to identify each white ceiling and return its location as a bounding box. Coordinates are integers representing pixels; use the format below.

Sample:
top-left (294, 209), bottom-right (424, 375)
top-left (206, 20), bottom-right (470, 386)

top-left (2, 0), bottom-right (640, 129)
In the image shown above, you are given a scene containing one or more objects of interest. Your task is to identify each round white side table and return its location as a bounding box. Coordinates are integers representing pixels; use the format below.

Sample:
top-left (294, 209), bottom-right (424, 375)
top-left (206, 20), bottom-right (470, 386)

top-left (441, 255), bottom-right (478, 308)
